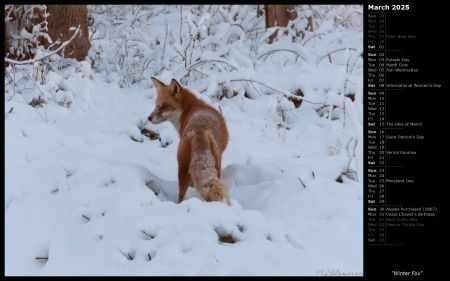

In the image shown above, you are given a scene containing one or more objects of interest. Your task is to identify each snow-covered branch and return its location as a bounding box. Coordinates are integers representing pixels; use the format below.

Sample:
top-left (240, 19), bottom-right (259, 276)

top-left (5, 25), bottom-right (81, 65)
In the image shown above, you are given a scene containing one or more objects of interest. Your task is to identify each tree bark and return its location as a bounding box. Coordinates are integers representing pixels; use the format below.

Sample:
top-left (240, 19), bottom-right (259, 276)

top-left (46, 5), bottom-right (91, 61)
top-left (264, 5), bottom-right (297, 44)
top-left (4, 5), bottom-right (90, 62)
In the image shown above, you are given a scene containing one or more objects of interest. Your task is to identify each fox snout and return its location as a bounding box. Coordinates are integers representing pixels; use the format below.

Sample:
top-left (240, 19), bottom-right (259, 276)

top-left (147, 111), bottom-right (155, 123)
top-left (148, 107), bottom-right (163, 124)
top-left (148, 104), bottom-right (182, 129)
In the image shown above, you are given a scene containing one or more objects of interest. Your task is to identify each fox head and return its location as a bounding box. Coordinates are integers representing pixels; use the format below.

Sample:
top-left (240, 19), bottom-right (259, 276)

top-left (148, 77), bottom-right (183, 129)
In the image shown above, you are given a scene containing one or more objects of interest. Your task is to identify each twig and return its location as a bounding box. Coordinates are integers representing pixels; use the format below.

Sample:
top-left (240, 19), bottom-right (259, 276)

top-left (347, 139), bottom-right (358, 171)
top-left (212, 78), bottom-right (321, 105)
top-left (5, 25), bottom-right (82, 65)
top-left (297, 177), bottom-right (306, 188)
top-left (301, 33), bottom-right (327, 46)
top-left (317, 47), bottom-right (357, 64)
top-left (212, 253), bottom-right (219, 263)
top-left (258, 49), bottom-right (308, 63)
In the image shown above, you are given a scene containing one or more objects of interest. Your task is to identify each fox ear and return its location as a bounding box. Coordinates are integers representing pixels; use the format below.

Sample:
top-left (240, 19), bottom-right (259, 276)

top-left (169, 79), bottom-right (182, 96)
top-left (151, 77), bottom-right (166, 90)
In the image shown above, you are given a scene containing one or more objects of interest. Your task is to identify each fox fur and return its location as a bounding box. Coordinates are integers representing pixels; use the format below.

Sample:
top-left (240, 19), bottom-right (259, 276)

top-left (148, 77), bottom-right (230, 204)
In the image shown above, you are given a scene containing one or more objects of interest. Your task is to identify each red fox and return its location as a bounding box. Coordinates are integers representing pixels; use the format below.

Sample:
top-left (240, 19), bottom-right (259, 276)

top-left (148, 77), bottom-right (230, 204)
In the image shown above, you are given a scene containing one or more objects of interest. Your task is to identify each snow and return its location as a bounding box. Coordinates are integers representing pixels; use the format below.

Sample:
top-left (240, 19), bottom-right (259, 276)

top-left (5, 5), bottom-right (363, 276)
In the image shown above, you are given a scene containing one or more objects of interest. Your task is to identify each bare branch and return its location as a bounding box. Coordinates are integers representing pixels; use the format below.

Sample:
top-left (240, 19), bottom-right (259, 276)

top-left (5, 25), bottom-right (82, 65)
top-left (317, 47), bottom-right (357, 64)
top-left (258, 49), bottom-right (308, 62)
top-left (206, 77), bottom-right (321, 105)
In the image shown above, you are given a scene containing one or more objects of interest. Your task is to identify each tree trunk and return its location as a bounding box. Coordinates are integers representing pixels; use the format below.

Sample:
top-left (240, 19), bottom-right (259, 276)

top-left (264, 5), bottom-right (297, 44)
top-left (4, 5), bottom-right (90, 62)
top-left (46, 5), bottom-right (91, 61)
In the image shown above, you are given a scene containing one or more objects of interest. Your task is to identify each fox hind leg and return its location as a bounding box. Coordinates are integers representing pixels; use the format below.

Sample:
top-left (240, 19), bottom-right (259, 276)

top-left (178, 172), bottom-right (190, 203)
top-left (177, 136), bottom-right (192, 203)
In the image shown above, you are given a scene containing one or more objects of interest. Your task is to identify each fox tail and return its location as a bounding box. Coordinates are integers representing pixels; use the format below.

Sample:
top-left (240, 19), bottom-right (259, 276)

top-left (190, 132), bottom-right (229, 204)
